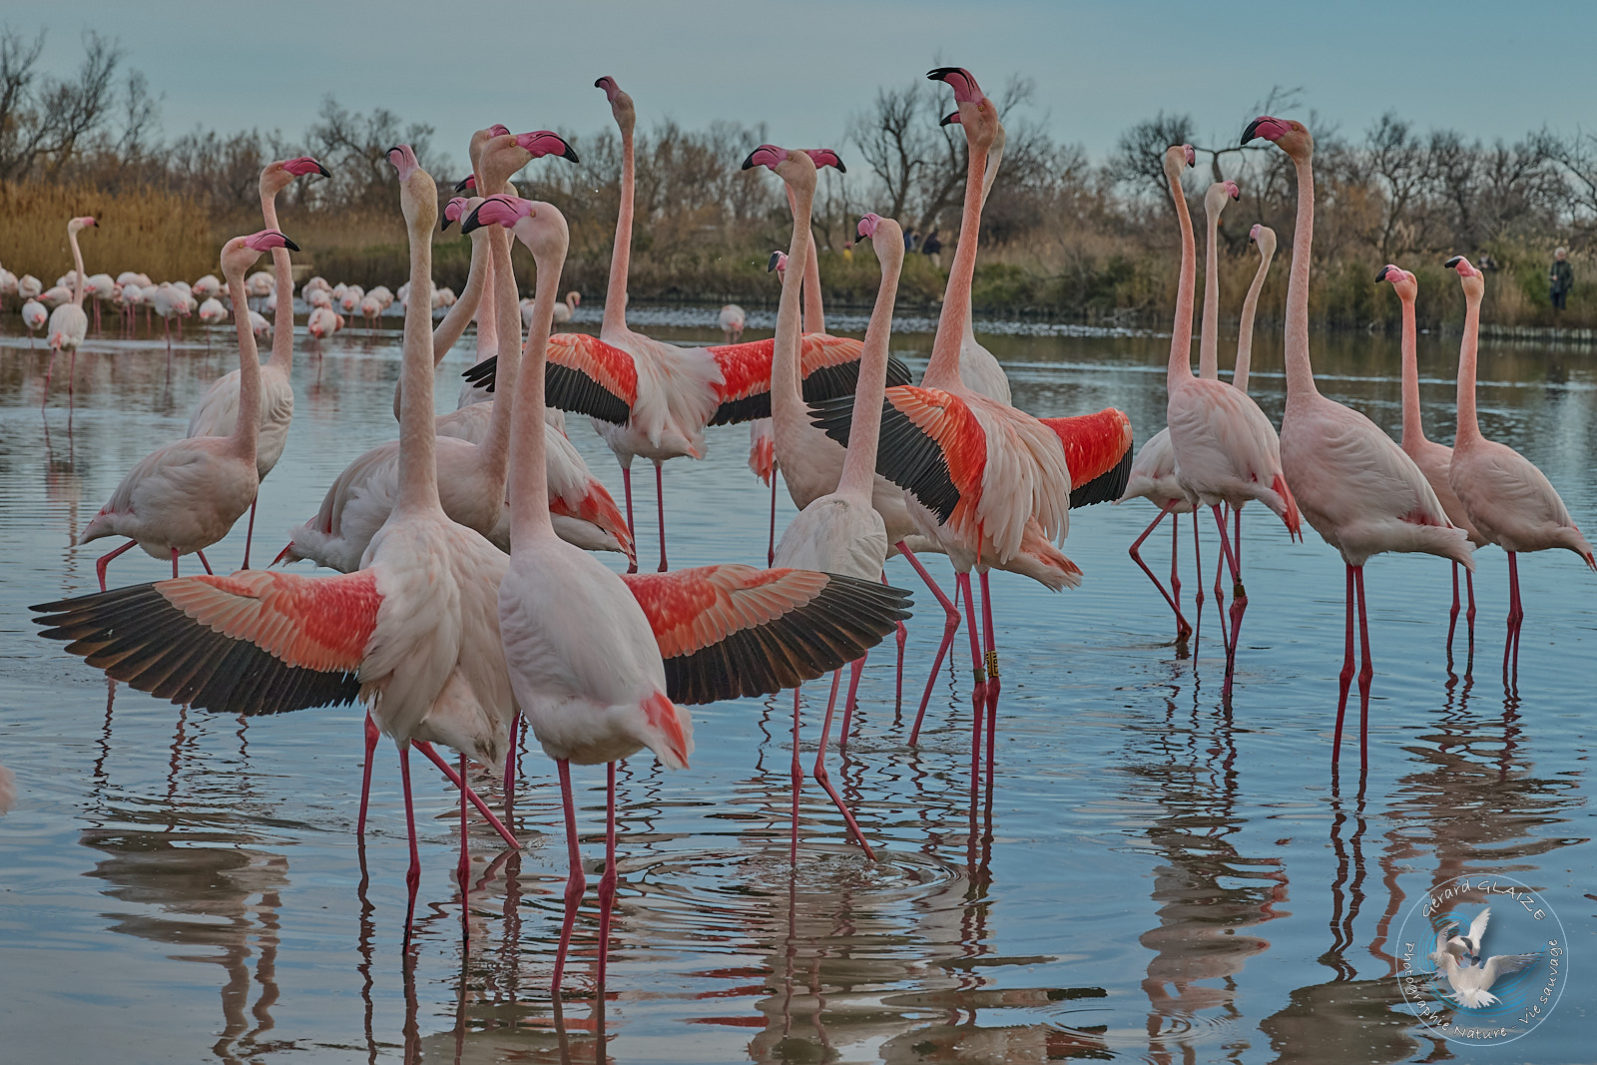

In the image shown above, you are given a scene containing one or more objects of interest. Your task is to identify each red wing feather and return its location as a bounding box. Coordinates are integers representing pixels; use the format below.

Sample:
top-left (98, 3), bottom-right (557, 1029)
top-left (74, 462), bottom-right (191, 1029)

top-left (1039, 407), bottom-right (1135, 507)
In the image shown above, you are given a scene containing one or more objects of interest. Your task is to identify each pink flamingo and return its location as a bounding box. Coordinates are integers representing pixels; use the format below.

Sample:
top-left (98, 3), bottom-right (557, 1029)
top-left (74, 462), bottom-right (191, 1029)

top-left (1160, 143), bottom-right (1300, 699)
top-left (470, 192), bottom-right (910, 993)
top-left (79, 229), bottom-right (297, 591)
top-left (1245, 116), bottom-right (1472, 771)
top-left (719, 302), bottom-right (745, 342)
top-left (186, 156), bottom-right (329, 568)
top-left (772, 210), bottom-right (905, 862)
top-left (1377, 263), bottom-right (1484, 655)
top-left (937, 107), bottom-right (1013, 402)
top-left (43, 216), bottom-right (95, 404)
top-left (551, 290), bottom-right (581, 325)
top-left (38, 151), bottom-right (519, 925)
top-left (1443, 255), bottom-right (1594, 677)
top-left (21, 298), bottom-right (47, 343)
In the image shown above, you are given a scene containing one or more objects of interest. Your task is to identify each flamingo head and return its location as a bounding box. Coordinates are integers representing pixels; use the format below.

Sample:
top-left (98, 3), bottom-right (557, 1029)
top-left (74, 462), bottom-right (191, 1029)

top-left (1204, 180), bottom-right (1239, 215)
top-left (513, 130), bottom-right (580, 164)
top-left (1376, 263), bottom-right (1417, 300)
top-left (463, 195), bottom-right (568, 263)
top-left (223, 230), bottom-right (297, 277)
top-left (741, 145), bottom-right (818, 194)
top-left (929, 67), bottom-right (996, 152)
top-left (856, 212), bottom-right (884, 240)
top-left (804, 148), bottom-right (846, 173)
top-left (461, 193), bottom-right (535, 234)
top-left (68, 216), bottom-right (97, 233)
top-left (565, 290), bottom-right (581, 308)
top-left (1242, 115), bottom-right (1312, 157)
top-left (454, 174), bottom-right (476, 194)
top-left (262, 155), bottom-right (330, 196)
top-left (386, 144), bottom-right (420, 180)
top-left (858, 212), bottom-right (904, 264)
top-left (741, 144), bottom-right (788, 172)
top-left (1444, 255), bottom-right (1486, 299)
top-left (594, 75), bottom-right (635, 126)
top-left (767, 250), bottom-right (787, 277)
top-left (927, 66), bottom-right (984, 104)
top-left (1250, 223), bottom-right (1277, 259)
top-left (388, 146), bottom-right (437, 229)
top-left (442, 195), bottom-right (481, 231)
top-left (940, 110), bottom-right (961, 127)
top-left (1164, 144), bottom-right (1196, 180)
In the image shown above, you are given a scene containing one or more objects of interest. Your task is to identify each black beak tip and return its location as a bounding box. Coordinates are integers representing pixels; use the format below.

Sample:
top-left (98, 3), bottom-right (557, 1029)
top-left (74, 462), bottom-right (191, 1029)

top-left (939, 113), bottom-right (956, 127)
top-left (926, 67), bottom-right (956, 82)
top-left (593, 77), bottom-right (605, 88)
top-left (562, 145), bottom-right (580, 164)
top-left (834, 160), bottom-right (846, 174)
top-left (316, 163), bottom-right (331, 178)
top-left (1375, 266), bottom-right (1391, 283)
top-left (453, 177), bottom-right (470, 193)
top-left (441, 218), bottom-right (454, 231)
top-left (385, 145), bottom-right (402, 158)
top-left (766, 252), bottom-right (781, 273)
top-left (740, 151), bottom-right (758, 171)
top-left (461, 207), bottom-right (484, 234)
top-left (282, 237), bottom-right (301, 253)
top-left (1241, 120), bottom-right (1262, 146)
top-left (1444, 255), bottom-right (1464, 269)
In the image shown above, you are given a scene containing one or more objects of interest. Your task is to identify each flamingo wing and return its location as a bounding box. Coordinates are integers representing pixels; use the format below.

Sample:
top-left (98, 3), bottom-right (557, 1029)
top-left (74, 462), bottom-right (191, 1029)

top-left (809, 385), bottom-right (983, 526)
top-left (621, 564), bottom-right (912, 704)
top-left (706, 334), bottom-right (912, 425)
top-left (461, 333), bottom-right (638, 425)
top-left (1041, 408), bottom-right (1135, 507)
top-left (32, 569), bottom-right (380, 716)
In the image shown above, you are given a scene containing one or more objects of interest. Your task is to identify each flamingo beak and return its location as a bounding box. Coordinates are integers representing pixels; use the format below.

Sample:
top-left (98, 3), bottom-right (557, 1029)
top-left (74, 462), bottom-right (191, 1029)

top-left (1376, 265), bottom-right (1391, 283)
top-left (767, 252), bottom-right (782, 272)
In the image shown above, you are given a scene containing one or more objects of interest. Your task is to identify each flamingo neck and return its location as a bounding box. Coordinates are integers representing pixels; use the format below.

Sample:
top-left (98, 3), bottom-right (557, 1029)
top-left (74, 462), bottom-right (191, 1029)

top-left (925, 139), bottom-right (989, 388)
top-left (802, 223), bottom-right (825, 333)
top-left (1283, 150), bottom-right (1319, 399)
top-left (838, 243), bottom-right (902, 501)
top-left (223, 266), bottom-right (261, 466)
top-left (1455, 288), bottom-right (1482, 443)
top-left (509, 230), bottom-right (568, 548)
top-left (601, 119), bottom-right (634, 335)
top-left (475, 251), bottom-right (498, 362)
top-left (478, 227), bottom-right (523, 480)
top-left (1399, 292), bottom-right (1425, 448)
top-left (1234, 246), bottom-right (1272, 394)
top-left (433, 228), bottom-right (491, 368)
top-left (259, 185), bottom-right (294, 372)
top-left (1165, 165), bottom-right (1196, 390)
top-left (771, 174), bottom-right (814, 437)
top-left (68, 226), bottom-right (86, 307)
top-left (1199, 201), bottom-right (1221, 380)
top-left (396, 209), bottom-right (442, 515)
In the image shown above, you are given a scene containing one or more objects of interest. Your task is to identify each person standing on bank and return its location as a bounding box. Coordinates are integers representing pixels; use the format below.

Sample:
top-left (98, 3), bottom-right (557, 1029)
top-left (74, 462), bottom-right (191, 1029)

top-left (1550, 247), bottom-right (1574, 311)
top-left (923, 228), bottom-right (942, 268)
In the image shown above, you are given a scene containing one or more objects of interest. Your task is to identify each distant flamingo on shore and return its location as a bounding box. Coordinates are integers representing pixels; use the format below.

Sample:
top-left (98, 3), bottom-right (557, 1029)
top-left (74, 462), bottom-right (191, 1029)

top-left (43, 216), bottom-right (95, 405)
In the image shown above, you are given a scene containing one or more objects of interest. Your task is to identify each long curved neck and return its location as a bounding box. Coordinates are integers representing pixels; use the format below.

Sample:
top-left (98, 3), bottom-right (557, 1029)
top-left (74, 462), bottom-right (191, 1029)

top-left (1283, 150), bottom-right (1318, 398)
top-left (509, 230), bottom-right (567, 548)
top-left (478, 227), bottom-right (522, 478)
top-left (68, 227), bottom-right (85, 306)
top-left (433, 228), bottom-right (491, 366)
top-left (1234, 247), bottom-right (1272, 394)
top-left (838, 245), bottom-right (902, 500)
top-left (396, 210), bottom-right (441, 515)
top-left (1199, 201), bottom-right (1221, 379)
top-left (1398, 292), bottom-right (1425, 447)
top-left (803, 224), bottom-right (825, 333)
top-left (602, 118), bottom-right (635, 335)
top-left (924, 141), bottom-right (987, 388)
top-left (224, 264), bottom-right (260, 464)
top-left (475, 251), bottom-right (498, 362)
top-left (259, 187), bottom-right (294, 372)
top-left (772, 176), bottom-right (814, 433)
top-left (1165, 166), bottom-right (1196, 389)
top-left (1455, 287), bottom-right (1482, 443)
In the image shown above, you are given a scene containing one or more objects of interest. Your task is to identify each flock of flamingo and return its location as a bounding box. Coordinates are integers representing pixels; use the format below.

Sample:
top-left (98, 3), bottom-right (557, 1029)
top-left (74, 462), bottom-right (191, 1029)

top-left (16, 69), bottom-right (1595, 996)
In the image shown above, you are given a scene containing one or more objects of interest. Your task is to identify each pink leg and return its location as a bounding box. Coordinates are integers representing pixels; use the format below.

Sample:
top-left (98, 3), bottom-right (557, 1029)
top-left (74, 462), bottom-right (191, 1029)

top-left (457, 752), bottom-right (470, 897)
top-left (1191, 509), bottom-right (1206, 643)
top-left (552, 758), bottom-right (584, 996)
top-left (196, 549), bottom-right (214, 575)
top-left (1504, 551), bottom-right (1523, 680)
top-left (398, 743), bottom-right (421, 932)
top-left (415, 740), bottom-right (519, 850)
top-left (620, 465), bottom-right (637, 574)
top-left (978, 571), bottom-right (999, 789)
top-left (1464, 567), bottom-right (1477, 654)
top-left (897, 543), bottom-right (960, 745)
top-left (241, 497), bottom-right (258, 570)
top-left (356, 710), bottom-right (380, 836)
top-left (504, 711), bottom-right (520, 797)
top-left (42, 347), bottom-right (56, 404)
top-left (1211, 505), bottom-right (1245, 700)
top-left (884, 571), bottom-right (906, 712)
top-left (957, 572), bottom-right (985, 808)
top-left (1128, 503), bottom-right (1190, 642)
top-left (95, 539), bottom-right (137, 591)
top-left (171, 548), bottom-right (181, 579)
top-left (790, 686), bottom-right (803, 863)
top-left (1212, 507), bottom-right (1228, 645)
top-left (654, 461), bottom-right (668, 573)
top-left (67, 348), bottom-right (76, 401)
top-left (767, 466), bottom-right (778, 568)
top-left (596, 762), bottom-right (618, 989)
top-left (837, 651), bottom-right (866, 749)
top-left (812, 662), bottom-right (876, 859)
top-left (1354, 566), bottom-right (1374, 775)
top-left (1446, 561), bottom-right (1461, 653)
top-left (1332, 564), bottom-right (1355, 768)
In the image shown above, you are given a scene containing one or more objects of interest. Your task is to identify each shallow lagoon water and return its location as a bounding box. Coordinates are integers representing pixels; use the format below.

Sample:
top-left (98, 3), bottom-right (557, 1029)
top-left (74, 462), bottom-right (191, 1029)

top-left (1, 305), bottom-right (1592, 1064)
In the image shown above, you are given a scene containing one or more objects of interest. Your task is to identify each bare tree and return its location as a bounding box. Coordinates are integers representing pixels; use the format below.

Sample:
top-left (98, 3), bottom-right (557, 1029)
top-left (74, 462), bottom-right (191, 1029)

top-left (1107, 111), bottom-right (1194, 199)
top-left (303, 96), bottom-right (440, 210)
top-left (0, 29), bottom-right (139, 180)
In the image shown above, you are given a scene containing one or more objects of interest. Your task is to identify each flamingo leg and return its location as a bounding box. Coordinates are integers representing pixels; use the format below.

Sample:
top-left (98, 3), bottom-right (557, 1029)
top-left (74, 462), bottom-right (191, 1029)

top-left (957, 571), bottom-right (985, 808)
top-left (595, 762), bottom-right (617, 989)
top-left (357, 710), bottom-right (380, 837)
top-left (415, 740), bottom-right (518, 850)
top-left (897, 542), bottom-right (960, 746)
top-left (883, 571), bottom-right (907, 712)
top-left (1332, 564), bottom-right (1355, 768)
top-left (1504, 551), bottom-right (1523, 681)
top-left (95, 539), bottom-right (137, 592)
top-left (457, 752), bottom-right (470, 899)
top-left (398, 743), bottom-right (421, 933)
top-left (837, 650), bottom-right (866, 749)
top-left (1447, 561), bottom-right (1461, 653)
top-left (551, 758), bottom-right (584, 996)
top-left (767, 465), bottom-right (778, 568)
top-left (171, 547), bottom-right (181, 579)
top-left (978, 570), bottom-right (999, 791)
top-left (1191, 509), bottom-right (1205, 645)
top-left (1354, 565), bottom-right (1374, 775)
top-left (42, 346), bottom-right (56, 405)
top-left (241, 498), bottom-right (258, 571)
top-left (196, 549), bottom-right (214, 575)
top-left (1212, 507), bottom-right (1228, 645)
top-left (1128, 502), bottom-right (1190, 642)
top-left (1464, 567), bottom-right (1477, 656)
top-left (1212, 505), bottom-right (1245, 700)
top-left (790, 686), bottom-right (803, 863)
top-left (67, 348), bottom-right (76, 402)
top-left (812, 662), bottom-right (875, 858)
top-left (654, 461), bottom-right (668, 573)
top-left (503, 711), bottom-right (520, 803)
top-left (620, 465), bottom-right (637, 575)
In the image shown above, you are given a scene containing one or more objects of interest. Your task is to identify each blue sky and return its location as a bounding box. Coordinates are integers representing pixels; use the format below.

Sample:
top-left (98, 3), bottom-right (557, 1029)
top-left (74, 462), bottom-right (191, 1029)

top-left (19, 1), bottom-right (1595, 170)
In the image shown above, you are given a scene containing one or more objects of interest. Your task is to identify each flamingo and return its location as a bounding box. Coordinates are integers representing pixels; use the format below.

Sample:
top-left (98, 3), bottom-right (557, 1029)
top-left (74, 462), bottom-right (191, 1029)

top-left (17, 274), bottom-right (42, 300)
top-left (772, 211), bottom-right (904, 862)
top-left (1377, 264), bottom-right (1484, 655)
top-left (149, 283), bottom-right (188, 351)
top-left (83, 273), bottom-right (116, 333)
top-left (196, 298), bottom-right (227, 326)
top-left (78, 230), bottom-right (296, 591)
top-left (472, 192), bottom-right (911, 993)
top-left (552, 290), bottom-right (581, 324)
top-left (38, 150), bottom-right (520, 923)
top-left (1244, 115), bottom-right (1472, 771)
top-left (938, 107), bottom-right (1012, 403)
top-left (43, 216), bottom-right (95, 404)
top-left (21, 299), bottom-right (47, 343)
top-left (185, 157), bottom-right (328, 569)
top-left (719, 303), bottom-right (746, 342)
top-left (1443, 255), bottom-right (1594, 677)
top-left (307, 306), bottom-right (340, 339)
top-left (1159, 143), bottom-right (1299, 699)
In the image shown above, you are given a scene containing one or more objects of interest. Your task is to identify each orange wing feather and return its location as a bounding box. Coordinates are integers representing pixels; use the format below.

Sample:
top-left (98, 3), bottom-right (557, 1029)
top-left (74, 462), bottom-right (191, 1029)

top-left (1038, 407), bottom-right (1136, 507)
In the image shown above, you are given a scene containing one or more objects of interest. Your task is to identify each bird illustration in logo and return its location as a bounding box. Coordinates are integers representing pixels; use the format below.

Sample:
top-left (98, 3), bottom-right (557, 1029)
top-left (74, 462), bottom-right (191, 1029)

top-left (1429, 907), bottom-right (1540, 1008)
